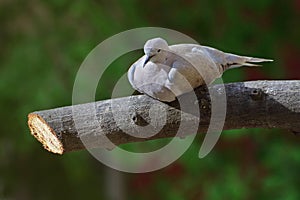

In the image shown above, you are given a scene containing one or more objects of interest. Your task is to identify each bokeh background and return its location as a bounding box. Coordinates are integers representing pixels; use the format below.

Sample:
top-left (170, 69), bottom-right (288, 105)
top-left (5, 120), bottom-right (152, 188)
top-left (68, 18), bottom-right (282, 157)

top-left (1, 0), bottom-right (300, 199)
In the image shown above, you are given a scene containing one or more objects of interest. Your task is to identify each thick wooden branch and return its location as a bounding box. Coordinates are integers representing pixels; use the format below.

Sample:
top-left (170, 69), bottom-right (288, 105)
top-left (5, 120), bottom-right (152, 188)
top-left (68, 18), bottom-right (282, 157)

top-left (28, 80), bottom-right (300, 154)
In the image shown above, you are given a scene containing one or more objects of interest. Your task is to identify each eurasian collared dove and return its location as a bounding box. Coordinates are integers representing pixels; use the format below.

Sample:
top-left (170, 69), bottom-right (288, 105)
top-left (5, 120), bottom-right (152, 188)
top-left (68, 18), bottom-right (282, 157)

top-left (128, 38), bottom-right (273, 102)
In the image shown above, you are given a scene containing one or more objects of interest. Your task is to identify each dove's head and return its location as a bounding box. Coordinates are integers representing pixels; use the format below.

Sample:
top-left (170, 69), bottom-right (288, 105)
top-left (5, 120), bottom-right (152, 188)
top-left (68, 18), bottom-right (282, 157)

top-left (143, 38), bottom-right (169, 67)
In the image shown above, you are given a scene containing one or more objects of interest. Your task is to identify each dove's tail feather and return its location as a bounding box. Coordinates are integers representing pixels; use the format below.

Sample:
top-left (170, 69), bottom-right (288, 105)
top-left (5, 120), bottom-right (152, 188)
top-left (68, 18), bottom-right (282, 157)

top-left (243, 56), bottom-right (274, 63)
top-left (224, 53), bottom-right (273, 71)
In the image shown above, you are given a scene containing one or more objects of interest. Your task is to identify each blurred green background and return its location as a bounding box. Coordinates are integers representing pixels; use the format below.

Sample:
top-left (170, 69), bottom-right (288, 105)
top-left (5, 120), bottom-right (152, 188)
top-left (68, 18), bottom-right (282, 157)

top-left (1, 0), bottom-right (300, 199)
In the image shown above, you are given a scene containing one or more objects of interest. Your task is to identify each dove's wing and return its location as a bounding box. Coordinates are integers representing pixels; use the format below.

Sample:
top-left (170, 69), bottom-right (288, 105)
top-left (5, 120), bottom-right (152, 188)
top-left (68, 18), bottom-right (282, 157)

top-left (167, 44), bottom-right (222, 89)
top-left (165, 63), bottom-right (195, 96)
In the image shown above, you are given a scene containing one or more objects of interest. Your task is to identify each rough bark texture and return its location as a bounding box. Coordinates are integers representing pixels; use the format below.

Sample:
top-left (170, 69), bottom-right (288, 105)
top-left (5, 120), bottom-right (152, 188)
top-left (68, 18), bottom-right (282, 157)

top-left (27, 80), bottom-right (300, 154)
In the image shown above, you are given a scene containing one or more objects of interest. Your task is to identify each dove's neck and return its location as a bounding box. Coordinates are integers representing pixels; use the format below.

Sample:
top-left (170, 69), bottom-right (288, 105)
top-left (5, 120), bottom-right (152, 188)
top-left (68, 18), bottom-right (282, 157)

top-left (158, 49), bottom-right (177, 64)
top-left (148, 52), bottom-right (167, 64)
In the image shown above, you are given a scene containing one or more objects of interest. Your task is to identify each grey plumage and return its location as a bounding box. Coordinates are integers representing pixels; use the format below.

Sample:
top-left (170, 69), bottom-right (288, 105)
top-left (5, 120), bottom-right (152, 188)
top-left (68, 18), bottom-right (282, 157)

top-left (128, 38), bottom-right (273, 102)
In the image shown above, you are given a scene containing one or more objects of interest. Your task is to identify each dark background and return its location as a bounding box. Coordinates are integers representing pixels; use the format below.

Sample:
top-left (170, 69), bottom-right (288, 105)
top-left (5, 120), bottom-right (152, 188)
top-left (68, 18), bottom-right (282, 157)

top-left (1, 0), bottom-right (300, 199)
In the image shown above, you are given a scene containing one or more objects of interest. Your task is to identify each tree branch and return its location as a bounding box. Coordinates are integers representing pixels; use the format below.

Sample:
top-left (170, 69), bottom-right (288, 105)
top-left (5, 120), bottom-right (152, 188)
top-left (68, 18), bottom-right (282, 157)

top-left (27, 80), bottom-right (300, 154)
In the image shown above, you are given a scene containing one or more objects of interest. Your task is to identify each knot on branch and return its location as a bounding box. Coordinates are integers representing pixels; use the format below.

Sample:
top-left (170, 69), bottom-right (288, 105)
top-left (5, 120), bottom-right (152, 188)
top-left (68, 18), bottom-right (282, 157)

top-left (250, 88), bottom-right (264, 101)
top-left (131, 113), bottom-right (149, 127)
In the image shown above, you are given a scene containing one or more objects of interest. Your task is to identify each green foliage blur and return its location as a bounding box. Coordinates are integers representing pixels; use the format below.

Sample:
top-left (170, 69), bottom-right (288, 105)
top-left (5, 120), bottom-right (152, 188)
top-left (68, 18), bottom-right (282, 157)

top-left (1, 0), bottom-right (300, 199)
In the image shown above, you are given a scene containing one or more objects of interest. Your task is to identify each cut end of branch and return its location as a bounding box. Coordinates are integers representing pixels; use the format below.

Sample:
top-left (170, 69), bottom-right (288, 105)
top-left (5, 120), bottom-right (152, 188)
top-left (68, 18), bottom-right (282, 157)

top-left (28, 113), bottom-right (64, 155)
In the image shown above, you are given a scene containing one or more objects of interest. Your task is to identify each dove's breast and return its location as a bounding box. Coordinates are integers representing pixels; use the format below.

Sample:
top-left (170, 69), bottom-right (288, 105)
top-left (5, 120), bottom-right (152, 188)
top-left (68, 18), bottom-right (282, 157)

top-left (128, 55), bottom-right (177, 102)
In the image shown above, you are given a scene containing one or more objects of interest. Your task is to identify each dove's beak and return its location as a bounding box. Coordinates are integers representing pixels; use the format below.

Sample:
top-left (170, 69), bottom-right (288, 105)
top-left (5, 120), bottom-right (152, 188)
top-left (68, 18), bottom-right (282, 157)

top-left (143, 55), bottom-right (154, 67)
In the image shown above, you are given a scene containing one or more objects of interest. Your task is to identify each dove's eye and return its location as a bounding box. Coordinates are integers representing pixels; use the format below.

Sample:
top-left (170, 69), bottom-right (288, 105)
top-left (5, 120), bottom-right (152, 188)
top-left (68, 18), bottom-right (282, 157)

top-left (157, 49), bottom-right (161, 52)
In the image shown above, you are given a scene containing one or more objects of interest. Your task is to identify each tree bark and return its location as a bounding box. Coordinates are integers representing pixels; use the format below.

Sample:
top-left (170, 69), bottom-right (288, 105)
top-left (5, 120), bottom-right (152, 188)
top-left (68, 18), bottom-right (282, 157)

top-left (27, 80), bottom-right (300, 154)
